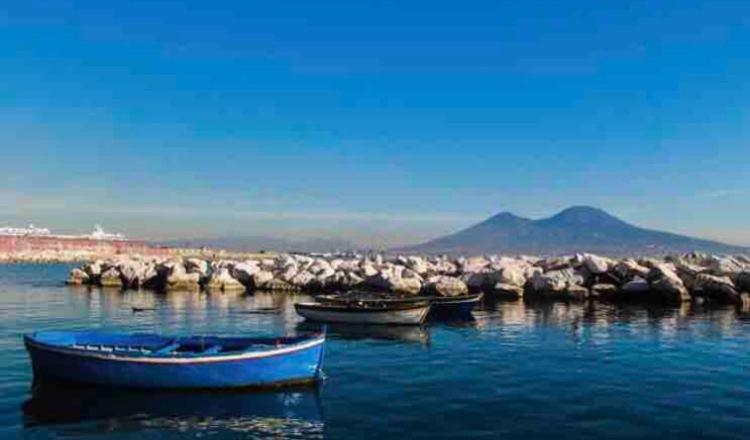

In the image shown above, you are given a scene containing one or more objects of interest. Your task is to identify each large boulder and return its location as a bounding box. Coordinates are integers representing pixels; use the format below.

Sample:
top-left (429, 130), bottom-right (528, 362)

top-left (206, 267), bottom-right (245, 292)
top-left (162, 262), bottom-right (201, 291)
top-left (401, 268), bottom-right (424, 283)
top-left (582, 254), bottom-right (611, 275)
top-left (620, 277), bottom-right (650, 300)
top-left (487, 282), bottom-right (524, 298)
top-left (529, 269), bottom-right (583, 294)
top-left (612, 259), bottom-right (650, 281)
top-left (405, 256), bottom-right (430, 275)
top-left (118, 260), bottom-right (155, 289)
top-left (251, 270), bottom-right (275, 290)
top-left (647, 263), bottom-right (690, 303)
top-left (336, 271), bottom-right (364, 290)
top-left (83, 261), bottom-right (103, 278)
top-left (231, 261), bottom-right (261, 287)
top-left (705, 255), bottom-right (745, 276)
top-left (368, 269), bottom-right (422, 294)
top-left (278, 265), bottom-right (299, 283)
top-left (66, 268), bottom-right (90, 285)
top-left (537, 256), bottom-right (573, 272)
top-left (433, 260), bottom-right (458, 274)
top-left (463, 272), bottom-right (490, 292)
top-left (423, 276), bottom-right (469, 297)
top-left (490, 263), bottom-right (528, 287)
top-left (458, 256), bottom-right (489, 273)
top-left (100, 267), bottom-right (123, 288)
top-left (360, 263), bottom-right (379, 278)
top-left (290, 271), bottom-right (316, 288)
top-left (528, 268), bottom-right (586, 299)
top-left (364, 272), bottom-right (393, 291)
top-left (693, 273), bottom-right (740, 304)
top-left (735, 271), bottom-right (750, 292)
top-left (672, 259), bottom-right (707, 290)
top-left (392, 277), bottom-right (422, 295)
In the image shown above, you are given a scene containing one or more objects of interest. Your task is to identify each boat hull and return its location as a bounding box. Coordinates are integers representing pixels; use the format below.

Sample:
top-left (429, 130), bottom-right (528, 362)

top-left (426, 294), bottom-right (483, 320)
top-left (24, 335), bottom-right (325, 390)
top-left (295, 303), bottom-right (429, 325)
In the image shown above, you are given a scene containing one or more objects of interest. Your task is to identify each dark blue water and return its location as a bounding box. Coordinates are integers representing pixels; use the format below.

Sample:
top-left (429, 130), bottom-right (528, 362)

top-left (2, 264), bottom-right (749, 439)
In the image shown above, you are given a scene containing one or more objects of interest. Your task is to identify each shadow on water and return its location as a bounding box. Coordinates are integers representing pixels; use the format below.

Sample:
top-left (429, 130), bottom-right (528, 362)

top-left (21, 381), bottom-right (324, 437)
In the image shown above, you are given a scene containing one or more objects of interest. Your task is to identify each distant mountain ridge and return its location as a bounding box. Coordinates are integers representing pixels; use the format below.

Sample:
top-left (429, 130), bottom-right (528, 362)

top-left (400, 206), bottom-right (748, 256)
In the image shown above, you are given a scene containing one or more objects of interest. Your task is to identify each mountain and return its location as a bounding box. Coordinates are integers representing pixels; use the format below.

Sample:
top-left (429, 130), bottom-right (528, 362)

top-left (158, 236), bottom-right (357, 253)
top-left (400, 206), bottom-right (749, 256)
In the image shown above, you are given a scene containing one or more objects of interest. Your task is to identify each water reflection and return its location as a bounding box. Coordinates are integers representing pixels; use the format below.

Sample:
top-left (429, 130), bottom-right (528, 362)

top-left (298, 321), bottom-right (431, 345)
top-left (476, 297), bottom-right (750, 341)
top-left (22, 382), bottom-right (323, 437)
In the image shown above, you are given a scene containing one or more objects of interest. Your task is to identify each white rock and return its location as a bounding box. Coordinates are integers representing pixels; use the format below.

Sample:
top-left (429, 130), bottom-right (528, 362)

top-left (694, 273), bottom-right (740, 303)
top-left (423, 276), bottom-right (468, 297)
top-left (582, 253), bottom-right (611, 275)
top-left (206, 267), bottom-right (245, 292)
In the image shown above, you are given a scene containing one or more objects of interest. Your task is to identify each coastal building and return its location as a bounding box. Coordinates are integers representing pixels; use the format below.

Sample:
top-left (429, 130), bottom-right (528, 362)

top-left (0, 224), bottom-right (165, 259)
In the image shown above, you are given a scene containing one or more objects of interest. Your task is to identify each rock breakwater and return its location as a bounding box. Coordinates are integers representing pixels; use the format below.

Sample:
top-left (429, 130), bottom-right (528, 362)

top-left (65, 252), bottom-right (750, 305)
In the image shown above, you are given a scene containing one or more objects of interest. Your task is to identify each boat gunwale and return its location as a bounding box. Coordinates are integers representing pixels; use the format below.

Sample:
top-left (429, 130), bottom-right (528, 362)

top-left (23, 333), bottom-right (325, 364)
top-left (422, 293), bottom-right (484, 304)
top-left (316, 293), bottom-right (483, 305)
top-left (295, 301), bottom-right (430, 313)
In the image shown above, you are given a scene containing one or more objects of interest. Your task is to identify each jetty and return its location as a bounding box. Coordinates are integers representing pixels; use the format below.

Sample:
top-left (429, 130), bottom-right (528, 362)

top-left (64, 252), bottom-right (750, 306)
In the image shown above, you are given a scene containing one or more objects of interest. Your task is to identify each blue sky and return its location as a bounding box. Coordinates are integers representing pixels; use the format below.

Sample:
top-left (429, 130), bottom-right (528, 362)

top-left (1, 0), bottom-right (748, 246)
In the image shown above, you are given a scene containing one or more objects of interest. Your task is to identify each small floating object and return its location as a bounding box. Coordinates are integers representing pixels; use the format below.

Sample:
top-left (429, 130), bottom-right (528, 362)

top-left (131, 306), bottom-right (156, 313)
top-left (295, 299), bottom-right (430, 325)
top-left (24, 330), bottom-right (326, 389)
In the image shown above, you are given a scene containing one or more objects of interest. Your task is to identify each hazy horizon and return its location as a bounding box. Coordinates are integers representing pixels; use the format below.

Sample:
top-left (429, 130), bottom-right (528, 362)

top-left (2, 1), bottom-right (749, 247)
top-left (2, 205), bottom-right (748, 249)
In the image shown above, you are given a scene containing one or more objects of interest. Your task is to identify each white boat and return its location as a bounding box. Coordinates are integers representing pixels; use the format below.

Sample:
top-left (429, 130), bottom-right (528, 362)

top-left (294, 300), bottom-right (430, 325)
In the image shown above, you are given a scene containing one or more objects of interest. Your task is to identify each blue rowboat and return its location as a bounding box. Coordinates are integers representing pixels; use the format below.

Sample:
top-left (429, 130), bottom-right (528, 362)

top-left (24, 330), bottom-right (326, 389)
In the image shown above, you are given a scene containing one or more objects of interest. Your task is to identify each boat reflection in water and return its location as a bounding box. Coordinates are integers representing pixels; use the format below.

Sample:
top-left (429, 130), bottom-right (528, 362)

top-left (297, 321), bottom-right (431, 345)
top-left (22, 381), bottom-right (324, 437)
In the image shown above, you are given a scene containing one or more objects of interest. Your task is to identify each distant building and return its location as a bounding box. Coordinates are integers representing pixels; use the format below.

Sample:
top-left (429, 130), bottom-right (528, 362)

top-left (0, 224), bottom-right (127, 241)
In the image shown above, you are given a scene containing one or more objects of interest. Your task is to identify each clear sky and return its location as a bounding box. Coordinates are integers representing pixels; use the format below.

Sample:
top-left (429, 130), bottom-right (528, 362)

top-left (1, 0), bottom-right (748, 247)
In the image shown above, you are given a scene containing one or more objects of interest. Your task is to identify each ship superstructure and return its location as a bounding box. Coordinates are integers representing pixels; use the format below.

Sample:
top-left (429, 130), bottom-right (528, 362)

top-left (0, 224), bottom-right (127, 241)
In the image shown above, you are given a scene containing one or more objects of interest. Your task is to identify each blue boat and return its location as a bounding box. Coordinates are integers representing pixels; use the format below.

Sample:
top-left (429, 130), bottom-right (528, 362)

top-left (425, 293), bottom-right (483, 320)
top-left (24, 330), bottom-right (326, 389)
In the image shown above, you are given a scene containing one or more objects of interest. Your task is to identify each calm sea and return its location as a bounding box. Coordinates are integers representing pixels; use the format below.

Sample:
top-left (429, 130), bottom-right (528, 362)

top-left (1, 264), bottom-right (749, 439)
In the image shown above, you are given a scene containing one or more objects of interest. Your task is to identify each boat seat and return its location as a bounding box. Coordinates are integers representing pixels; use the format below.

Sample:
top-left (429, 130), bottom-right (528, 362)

top-left (153, 341), bottom-right (180, 355)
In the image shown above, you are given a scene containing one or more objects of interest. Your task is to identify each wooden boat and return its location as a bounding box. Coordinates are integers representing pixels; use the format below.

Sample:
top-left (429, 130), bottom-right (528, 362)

top-left (295, 300), bottom-right (430, 325)
top-left (24, 330), bottom-right (326, 389)
top-left (314, 292), bottom-right (482, 320)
